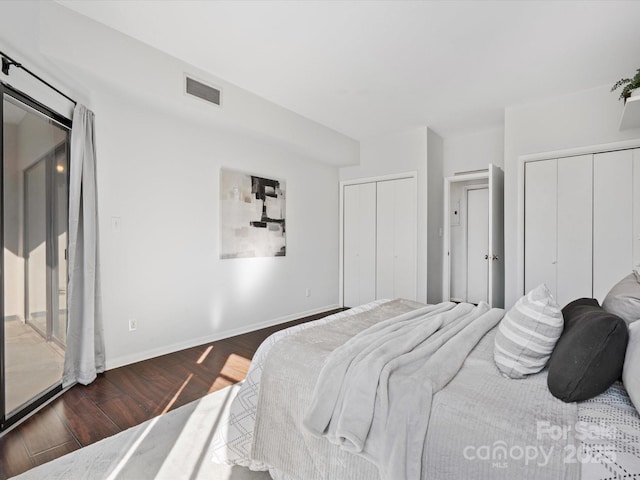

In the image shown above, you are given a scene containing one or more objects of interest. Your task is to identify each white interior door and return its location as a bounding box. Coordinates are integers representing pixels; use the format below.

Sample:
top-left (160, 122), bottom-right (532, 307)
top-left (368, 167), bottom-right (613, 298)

top-left (556, 154), bottom-right (592, 307)
top-left (343, 183), bottom-right (376, 307)
top-left (593, 150), bottom-right (633, 302)
top-left (524, 159), bottom-right (558, 297)
top-left (488, 164), bottom-right (504, 307)
top-left (466, 187), bottom-right (489, 304)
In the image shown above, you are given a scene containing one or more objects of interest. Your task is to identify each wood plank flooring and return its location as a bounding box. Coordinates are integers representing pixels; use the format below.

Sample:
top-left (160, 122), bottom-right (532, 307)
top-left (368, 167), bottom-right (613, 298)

top-left (0, 308), bottom-right (343, 479)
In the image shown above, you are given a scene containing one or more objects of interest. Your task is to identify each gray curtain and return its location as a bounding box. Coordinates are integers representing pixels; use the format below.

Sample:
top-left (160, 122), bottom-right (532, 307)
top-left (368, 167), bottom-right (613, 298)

top-left (62, 103), bottom-right (105, 388)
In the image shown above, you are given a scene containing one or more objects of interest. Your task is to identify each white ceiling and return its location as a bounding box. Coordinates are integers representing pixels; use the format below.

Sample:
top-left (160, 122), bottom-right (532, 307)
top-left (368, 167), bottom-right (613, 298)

top-left (56, 0), bottom-right (640, 141)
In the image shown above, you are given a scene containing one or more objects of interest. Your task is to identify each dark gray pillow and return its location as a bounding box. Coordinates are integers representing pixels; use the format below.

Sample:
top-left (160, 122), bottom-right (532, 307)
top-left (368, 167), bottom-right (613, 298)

top-left (547, 298), bottom-right (628, 403)
top-left (603, 270), bottom-right (640, 325)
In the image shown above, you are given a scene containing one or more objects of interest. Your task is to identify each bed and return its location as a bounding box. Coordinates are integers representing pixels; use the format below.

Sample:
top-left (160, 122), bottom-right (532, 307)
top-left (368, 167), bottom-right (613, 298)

top-left (211, 288), bottom-right (640, 480)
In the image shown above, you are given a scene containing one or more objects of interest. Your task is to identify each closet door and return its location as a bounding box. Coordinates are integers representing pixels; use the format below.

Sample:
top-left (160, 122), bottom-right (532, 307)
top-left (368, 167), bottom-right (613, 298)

top-left (343, 183), bottom-right (377, 307)
top-left (524, 159), bottom-right (557, 296)
top-left (556, 155), bottom-right (592, 307)
top-left (376, 178), bottom-right (417, 300)
top-left (593, 150), bottom-right (633, 302)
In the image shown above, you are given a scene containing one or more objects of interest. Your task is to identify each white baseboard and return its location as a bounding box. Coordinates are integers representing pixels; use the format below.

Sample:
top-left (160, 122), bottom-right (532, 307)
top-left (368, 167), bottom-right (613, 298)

top-left (105, 303), bottom-right (340, 370)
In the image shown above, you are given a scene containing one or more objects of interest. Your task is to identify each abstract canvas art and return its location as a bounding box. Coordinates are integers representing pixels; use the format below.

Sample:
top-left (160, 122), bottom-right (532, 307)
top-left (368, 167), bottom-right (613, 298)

top-left (220, 168), bottom-right (286, 259)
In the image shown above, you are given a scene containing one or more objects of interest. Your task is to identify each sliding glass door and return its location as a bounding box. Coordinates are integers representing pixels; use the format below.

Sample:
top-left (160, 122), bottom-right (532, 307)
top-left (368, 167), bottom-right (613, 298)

top-left (1, 85), bottom-right (70, 429)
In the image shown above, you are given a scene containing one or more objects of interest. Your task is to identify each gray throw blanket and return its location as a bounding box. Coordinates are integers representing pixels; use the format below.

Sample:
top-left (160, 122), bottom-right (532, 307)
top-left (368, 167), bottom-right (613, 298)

top-left (303, 301), bottom-right (501, 480)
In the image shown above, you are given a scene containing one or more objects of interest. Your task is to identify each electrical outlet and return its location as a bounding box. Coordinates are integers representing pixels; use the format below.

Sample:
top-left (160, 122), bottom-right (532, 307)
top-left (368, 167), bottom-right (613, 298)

top-left (129, 318), bottom-right (137, 331)
top-left (305, 288), bottom-right (311, 297)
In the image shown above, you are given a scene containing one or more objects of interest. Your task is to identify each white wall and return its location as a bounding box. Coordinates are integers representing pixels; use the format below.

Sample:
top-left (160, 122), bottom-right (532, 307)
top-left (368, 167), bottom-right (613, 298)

top-left (504, 84), bottom-right (640, 308)
top-left (340, 127), bottom-right (430, 303)
top-left (0, 2), bottom-right (76, 120)
top-left (95, 93), bottom-right (342, 366)
top-left (0, 1), bottom-right (356, 368)
top-left (443, 128), bottom-right (504, 177)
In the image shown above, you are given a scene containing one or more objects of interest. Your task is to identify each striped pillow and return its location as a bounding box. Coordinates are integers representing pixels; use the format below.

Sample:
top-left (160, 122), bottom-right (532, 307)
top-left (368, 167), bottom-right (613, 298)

top-left (494, 284), bottom-right (564, 379)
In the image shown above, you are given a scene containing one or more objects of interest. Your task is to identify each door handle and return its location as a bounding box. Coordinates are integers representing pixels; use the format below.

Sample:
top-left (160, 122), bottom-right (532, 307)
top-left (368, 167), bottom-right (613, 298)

top-left (484, 254), bottom-right (489, 260)
top-left (492, 255), bottom-right (499, 261)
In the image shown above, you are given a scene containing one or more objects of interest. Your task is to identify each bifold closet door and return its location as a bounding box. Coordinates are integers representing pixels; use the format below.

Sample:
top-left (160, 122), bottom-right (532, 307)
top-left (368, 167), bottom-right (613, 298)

top-left (556, 155), bottom-right (592, 307)
top-left (524, 159), bottom-right (557, 296)
top-left (525, 156), bottom-right (593, 306)
top-left (343, 183), bottom-right (376, 307)
top-left (376, 178), bottom-right (417, 301)
top-left (593, 150), bottom-right (633, 302)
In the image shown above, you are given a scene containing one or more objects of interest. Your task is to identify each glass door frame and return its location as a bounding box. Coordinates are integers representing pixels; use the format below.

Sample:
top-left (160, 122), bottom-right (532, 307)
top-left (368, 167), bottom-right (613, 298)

top-left (0, 81), bottom-right (72, 431)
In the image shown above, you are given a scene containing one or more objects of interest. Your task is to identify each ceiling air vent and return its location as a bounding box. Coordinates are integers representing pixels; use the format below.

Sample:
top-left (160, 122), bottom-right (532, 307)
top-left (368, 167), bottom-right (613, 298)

top-left (185, 75), bottom-right (222, 107)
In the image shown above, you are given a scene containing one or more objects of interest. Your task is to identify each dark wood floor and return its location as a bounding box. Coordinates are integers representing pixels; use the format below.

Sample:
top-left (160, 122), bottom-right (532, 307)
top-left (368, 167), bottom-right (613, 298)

top-left (0, 309), bottom-right (343, 479)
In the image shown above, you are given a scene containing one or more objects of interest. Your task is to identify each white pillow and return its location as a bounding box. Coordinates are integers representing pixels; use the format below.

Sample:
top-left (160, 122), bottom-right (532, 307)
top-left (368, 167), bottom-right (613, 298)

top-left (494, 284), bottom-right (564, 379)
top-left (623, 320), bottom-right (640, 412)
top-left (603, 271), bottom-right (640, 325)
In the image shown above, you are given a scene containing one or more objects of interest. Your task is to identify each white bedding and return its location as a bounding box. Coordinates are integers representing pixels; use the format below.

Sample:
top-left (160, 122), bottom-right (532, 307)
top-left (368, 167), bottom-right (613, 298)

top-left (252, 300), bottom-right (579, 480)
top-left (210, 299), bottom-right (640, 480)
